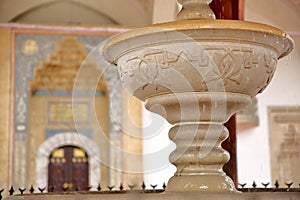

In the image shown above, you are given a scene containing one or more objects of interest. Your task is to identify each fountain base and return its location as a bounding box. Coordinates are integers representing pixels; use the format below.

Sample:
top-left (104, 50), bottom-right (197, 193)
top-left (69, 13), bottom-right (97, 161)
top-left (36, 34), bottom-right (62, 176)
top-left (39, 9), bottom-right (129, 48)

top-left (167, 174), bottom-right (236, 192)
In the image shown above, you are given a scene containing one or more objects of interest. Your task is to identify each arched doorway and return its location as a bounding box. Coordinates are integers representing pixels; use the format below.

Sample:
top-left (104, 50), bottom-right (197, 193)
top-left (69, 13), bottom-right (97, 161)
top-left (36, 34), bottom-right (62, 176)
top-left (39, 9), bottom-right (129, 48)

top-left (48, 146), bottom-right (89, 191)
top-left (36, 132), bottom-right (101, 190)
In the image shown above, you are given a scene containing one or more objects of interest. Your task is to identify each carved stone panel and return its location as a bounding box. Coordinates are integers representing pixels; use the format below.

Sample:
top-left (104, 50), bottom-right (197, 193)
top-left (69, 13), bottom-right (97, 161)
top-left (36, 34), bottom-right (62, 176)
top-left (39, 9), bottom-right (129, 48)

top-left (268, 106), bottom-right (300, 184)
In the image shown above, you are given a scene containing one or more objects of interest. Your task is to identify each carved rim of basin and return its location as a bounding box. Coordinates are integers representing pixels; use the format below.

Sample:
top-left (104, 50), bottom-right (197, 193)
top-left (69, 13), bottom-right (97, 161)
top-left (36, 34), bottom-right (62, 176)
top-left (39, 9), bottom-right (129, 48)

top-left (103, 19), bottom-right (294, 62)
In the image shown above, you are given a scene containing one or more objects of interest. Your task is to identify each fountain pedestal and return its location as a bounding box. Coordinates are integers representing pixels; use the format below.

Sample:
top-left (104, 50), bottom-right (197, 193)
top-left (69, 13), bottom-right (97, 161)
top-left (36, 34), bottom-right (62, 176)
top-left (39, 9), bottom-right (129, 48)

top-left (146, 92), bottom-right (250, 192)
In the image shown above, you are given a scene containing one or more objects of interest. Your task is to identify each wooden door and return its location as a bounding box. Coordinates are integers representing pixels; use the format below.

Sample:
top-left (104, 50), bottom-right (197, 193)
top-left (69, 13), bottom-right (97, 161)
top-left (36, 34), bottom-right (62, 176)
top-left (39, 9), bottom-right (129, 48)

top-left (48, 146), bottom-right (89, 192)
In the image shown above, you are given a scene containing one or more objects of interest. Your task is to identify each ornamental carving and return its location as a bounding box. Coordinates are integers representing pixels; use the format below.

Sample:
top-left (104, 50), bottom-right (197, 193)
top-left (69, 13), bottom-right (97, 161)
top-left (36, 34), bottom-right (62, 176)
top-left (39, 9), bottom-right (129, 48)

top-left (257, 54), bottom-right (277, 93)
top-left (30, 37), bottom-right (106, 94)
top-left (121, 45), bottom-right (277, 96)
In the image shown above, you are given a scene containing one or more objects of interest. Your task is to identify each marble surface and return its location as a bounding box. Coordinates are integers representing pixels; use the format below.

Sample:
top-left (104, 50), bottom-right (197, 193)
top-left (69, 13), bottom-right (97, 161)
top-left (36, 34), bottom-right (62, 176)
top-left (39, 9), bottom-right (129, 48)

top-left (4, 192), bottom-right (300, 200)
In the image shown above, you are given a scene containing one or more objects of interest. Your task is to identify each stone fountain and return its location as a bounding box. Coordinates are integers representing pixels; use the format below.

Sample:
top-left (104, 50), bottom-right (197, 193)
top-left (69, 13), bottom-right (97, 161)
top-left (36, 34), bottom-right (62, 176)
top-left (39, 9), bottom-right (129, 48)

top-left (4, 1), bottom-right (297, 199)
top-left (102, 0), bottom-right (294, 193)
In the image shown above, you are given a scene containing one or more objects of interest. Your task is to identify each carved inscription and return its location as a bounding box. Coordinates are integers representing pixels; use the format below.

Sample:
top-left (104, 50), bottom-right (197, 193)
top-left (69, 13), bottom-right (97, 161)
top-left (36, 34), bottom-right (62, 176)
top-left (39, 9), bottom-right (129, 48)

top-left (48, 102), bottom-right (89, 123)
top-left (123, 48), bottom-right (210, 90)
top-left (121, 46), bottom-right (277, 92)
top-left (264, 54), bottom-right (277, 85)
top-left (257, 54), bottom-right (277, 93)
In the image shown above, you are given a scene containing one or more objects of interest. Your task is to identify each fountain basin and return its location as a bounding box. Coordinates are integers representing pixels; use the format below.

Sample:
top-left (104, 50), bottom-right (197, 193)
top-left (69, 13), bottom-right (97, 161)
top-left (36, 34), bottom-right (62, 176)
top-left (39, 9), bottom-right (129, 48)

top-left (102, 19), bottom-right (294, 101)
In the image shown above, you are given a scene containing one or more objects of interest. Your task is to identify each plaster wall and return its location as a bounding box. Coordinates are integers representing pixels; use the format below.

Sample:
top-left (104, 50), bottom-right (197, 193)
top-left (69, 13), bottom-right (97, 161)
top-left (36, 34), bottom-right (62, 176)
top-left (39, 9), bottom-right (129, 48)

top-left (0, 28), bottom-right (13, 189)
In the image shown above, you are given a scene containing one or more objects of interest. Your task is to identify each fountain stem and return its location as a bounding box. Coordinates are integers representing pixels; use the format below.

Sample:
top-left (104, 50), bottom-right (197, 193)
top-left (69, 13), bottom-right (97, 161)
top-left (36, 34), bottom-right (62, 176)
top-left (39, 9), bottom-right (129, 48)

top-left (177, 0), bottom-right (216, 20)
top-left (145, 92), bottom-right (251, 192)
top-left (167, 123), bottom-right (235, 192)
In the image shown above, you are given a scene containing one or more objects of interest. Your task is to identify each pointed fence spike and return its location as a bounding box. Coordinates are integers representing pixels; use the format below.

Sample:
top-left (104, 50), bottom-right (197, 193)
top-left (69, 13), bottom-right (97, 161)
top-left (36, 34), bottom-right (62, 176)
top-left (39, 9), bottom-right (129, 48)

top-left (262, 182), bottom-right (270, 188)
top-left (150, 184), bottom-right (158, 190)
top-left (275, 180), bottom-right (279, 188)
top-left (29, 185), bottom-right (34, 194)
top-left (75, 185), bottom-right (80, 191)
top-left (252, 181), bottom-right (257, 188)
top-left (9, 186), bottom-right (14, 196)
top-left (128, 184), bottom-right (135, 191)
top-left (86, 186), bottom-right (92, 191)
top-left (285, 182), bottom-right (293, 189)
top-left (119, 183), bottom-right (124, 191)
top-left (19, 188), bottom-right (26, 195)
top-left (162, 182), bottom-right (166, 190)
top-left (97, 184), bottom-right (101, 191)
top-left (141, 182), bottom-right (146, 190)
top-left (107, 186), bottom-right (115, 191)
top-left (38, 187), bottom-right (45, 193)
top-left (48, 182), bottom-right (55, 192)
top-left (48, 183), bottom-right (55, 193)
top-left (62, 185), bottom-right (68, 192)
top-left (238, 183), bottom-right (246, 188)
top-left (0, 188), bottom-right (4, 200)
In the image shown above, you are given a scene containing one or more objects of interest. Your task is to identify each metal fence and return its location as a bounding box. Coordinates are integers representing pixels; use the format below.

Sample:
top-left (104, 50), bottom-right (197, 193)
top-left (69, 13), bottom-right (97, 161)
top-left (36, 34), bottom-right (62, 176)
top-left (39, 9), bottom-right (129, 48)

top-left (1, 180), bottom-right (300, 200)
